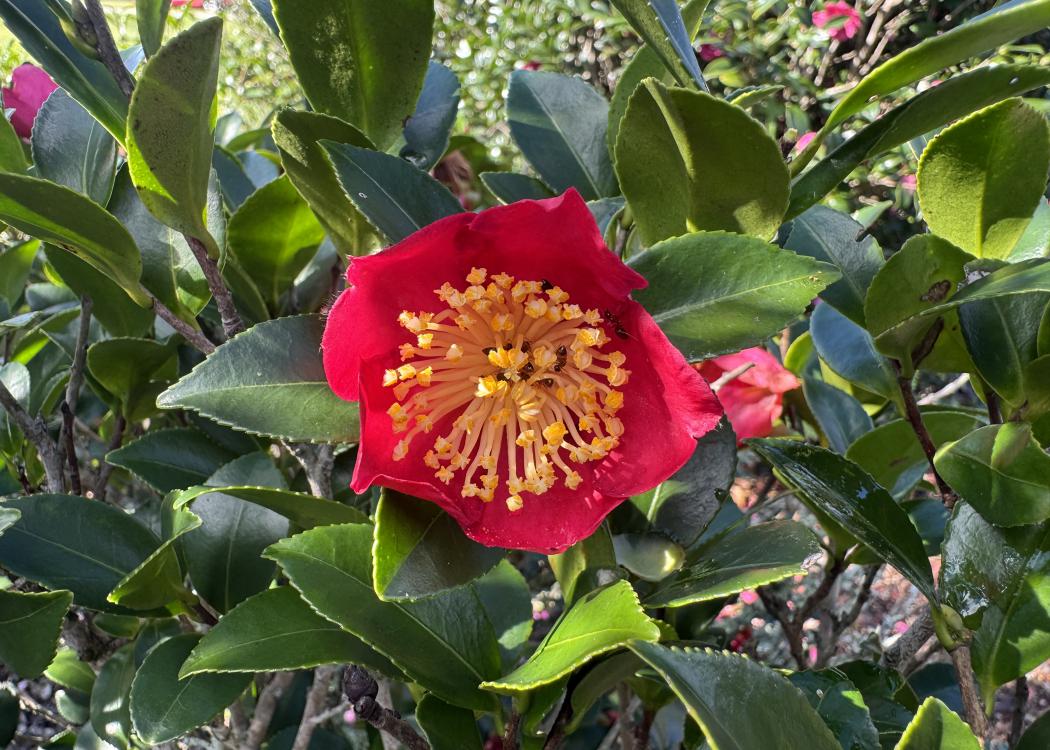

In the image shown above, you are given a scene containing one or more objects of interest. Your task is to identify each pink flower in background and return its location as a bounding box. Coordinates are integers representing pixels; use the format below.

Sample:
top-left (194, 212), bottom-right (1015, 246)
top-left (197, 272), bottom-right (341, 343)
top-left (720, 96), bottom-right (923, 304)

top-left (697, 348), bottom-right (800, 443)
top-left (900, 174), bottom-right (917, 191)
top-left (171, 1), bottom-right (206, 7)
top-left (522, 61), bottom-right (543, 71)
top-left (739, 589), bottom-right (759, 605)
top-left (698, 44), bottom-right (725, 62)
top-left (1, 63), bottom-right (57, 139)
top-left (793, 131), bottom-right (817, 153)
top-left (813, 2), bottom-right (862, 42)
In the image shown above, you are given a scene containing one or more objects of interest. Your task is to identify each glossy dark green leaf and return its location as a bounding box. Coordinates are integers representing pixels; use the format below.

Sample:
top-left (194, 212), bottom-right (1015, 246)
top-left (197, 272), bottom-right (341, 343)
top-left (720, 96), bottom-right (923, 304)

top-left (935, 423), bottom-right (1050, 527)
top-left (416, 694), bottom-right (483, 750)
top-left (631, 417), bottom-right (736, 548)
top-left (130, 633), bottom-right (250, 744)
top-left (227, 176), bottom-right (325, 311)
top-left (181, 586), bottom-right (401, 678)
top-left (474, 560), bottom-right (534, 669)
top-left (106, 427), bottom-right (239, 492)
top-left (180, 453), bottom-right (289, 613)
top-left (0, 686), bottom-right (15, 748)
top-left (0, 105), bottom-right (28, 172)
top-left (266, 522), bottom-right (501, 711)
top-left (322, 141), bottom-right (462, 244)
top-left (482, 580), bottom-right (660, 694)
top-left (805, 378), bottom-right (873, 454)
top-left (173, 484), bottom-right (367, 530)
top-left (959, 294), bottom-right (1049, 408)
top-left (136, 0), bottom-right (172, 57)
top-left (127, 17), bottom-right (223, 255)
top-left (789, 65), bottom-right (1050, 220)
top-left (1016, 710), bottom-right (1050, 750)
top-left (846, 412), bottom-right (985, 498)
top-left (0, 494), bottom-right (161, 614)
top-left (480, 172), bottom-right (555, 204)
top-left (89, 645), bottom-right (135, 750)
top-left (917, 99), bottom-right (1050, 261)
top-left (0, 173), bottom-right (148, 305)
top-left (507, 70), bottom-right (617, 200)
top-left (644, 521), bottom-right (821, 608)
top-left (373, 489), bottom-right (504, 601)
top-left (788, 669), bottom-right (880, 750)
top-left (271, 109), bottom-right (375, 257)
top-left (31, 89), bottom-right (118, 206)
top-left (785, 206), bottom-right (883, 326)
top-left (608, 0), bottom-right (705, 89)
top-left (45, 248), bottom-right (154, 338)
top-left (0, 240), bottom-right (38, 307)
top-left (46, 648), bottom-right (96, 695)
top-left (211, 147), bottom-right (255, 210)
top-left (0, 589), bottom-right (72, 678)
top-left (615, 79), bottom-right (789, 244)
top-left (87, 337), bottom-right (177, 420)
top-left (0, 0), bottom-right (129, 142)
top-left (272, 0), bottom-right (433, 149)
top-left (157, 315), bottom-right (361, 443)
top-left (895, 697), bottom-right (979, 750)
top-left (400, 62), bottom-right (460, 170)
top-left (612, 533), bottom-right (685, 582)
top-left (810, 298), bottom-right (899, 404)
top-left (630, 642), bottom-right (840, 750)
top-left (750, 440), bottom-right (936, 601)
top-left (549, 523), bottom-right (620, 606)
top-left (630, 231), bottom-right (837, 359)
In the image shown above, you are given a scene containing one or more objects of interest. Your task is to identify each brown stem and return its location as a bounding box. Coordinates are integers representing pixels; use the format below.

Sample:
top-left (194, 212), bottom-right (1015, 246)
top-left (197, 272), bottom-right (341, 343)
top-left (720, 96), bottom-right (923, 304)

top-left (894, 361), bottom-right (957, 508)
top-left (152, 295), bottom-right (216, 355)
top-left (245, 673), bottom-right (295, 750)
top-left (950, 646), bottom-right (988, 738)
top-left (880, 608), bottom-right (934, 672)
top-left (186, 237), bottom-right (244, 339)
top-left (634, 709), bottom-right (654, 750)
top-left (292, 666), bottom-right (339, 750)
top-left (287, 443), bottom-right (334, 498)
top-left (81, 0), bottom-right (136, 98)
top-left (59, 296), bottom-right (92, 494)
top-left (502, 710), bottom-right (521, 750)
top-left (0, 382), bottom-right (64, 492)
top-left (94, 413), bottom-right (126, 500)
top-left (1008, 676), bottom-right (1028, 746)
top-left (617, 684), bottom-right (637, 750)
top-left (60, 403), bottom-right (81, 494)
top-left (343, 666), bottom-right (430, 750)
top-left (758, 587), bottom-right (808, 668)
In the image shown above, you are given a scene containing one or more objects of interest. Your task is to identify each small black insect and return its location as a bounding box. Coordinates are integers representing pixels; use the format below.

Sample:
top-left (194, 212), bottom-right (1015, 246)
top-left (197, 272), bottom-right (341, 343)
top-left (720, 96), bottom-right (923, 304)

top-left (554, 345), bottom-right (568, 372)
top-left (520, 341), bottom-right (531, 353)
top-left (541, 279), bottom-right (554, 291)
top-left (521, 362), bottom-right (535, 377)
top-left (482, 346), bottom-right (495, 355)
top-left (539, 378), bottom-right (555, 387)
top-left (603, 309), bottom-right (630, 339)
top-left (503, 342), bottom-right (513, 351)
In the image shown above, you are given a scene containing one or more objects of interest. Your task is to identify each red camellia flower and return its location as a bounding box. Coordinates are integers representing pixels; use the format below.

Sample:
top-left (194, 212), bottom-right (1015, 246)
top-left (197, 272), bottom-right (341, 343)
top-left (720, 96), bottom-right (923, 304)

top-left (698, 44), bottom-right (725, 62)
top-left (812, 2), bottom-right (862, 42)
top-left (1, 63), bottom-right (57, 139)
top-left (697, 347), bottom-right (799, 442)
top-left (322, 191), bottom-right (723, 553)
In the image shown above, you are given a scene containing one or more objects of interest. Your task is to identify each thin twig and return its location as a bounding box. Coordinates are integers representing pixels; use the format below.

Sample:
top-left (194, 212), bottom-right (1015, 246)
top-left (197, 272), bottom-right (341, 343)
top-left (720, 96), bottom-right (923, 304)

top-left (1009, 676), bottom-right (1028, 746)
top-left (616, 684), bottom-right (636, 750)
top-left (917, 374), bottom-right (970, 405)
top-left (80, 0), bottom-right (136, 98)
top-left (893, 362), bottom-right (957, 508)
top-left (950, 646), bottom-right (988, 738)
top-left (245, 672), bottom-right (295, 750)
top-left (59, 296), bottom-right (93, 493)
top-left (292, 666), bottom-right (339, 750)
top-left (342, 666), bottom-right (430, 750)
top-left (880, 609), bottom-right (934, 672)
top-left (13, 685), bottom-right (73, 728)
top-left (60, 403), bottom-right (82, 494)
top-left (94, 413), bottom-right (126, 500)
top-left (287, 443), bottom-right (334, 498)
top-left (152, 295), bottom-right (216, 355)
top-left (503, 710), bottom-right (521, 750)
top-left (758, 587), bottom-right (807, 668)
top-left (0, 382), bottom-right (64, 492)
top-left (186, 237), bottom-right (244, 340)
top-left (710, 362), bottom-right (755, 392)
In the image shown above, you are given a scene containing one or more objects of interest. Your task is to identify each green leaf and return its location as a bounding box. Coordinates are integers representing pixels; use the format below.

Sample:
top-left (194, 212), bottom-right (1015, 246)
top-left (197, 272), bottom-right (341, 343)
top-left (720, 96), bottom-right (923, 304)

top-left (629, 642), bottom-right (840, 750)
top-left (0, 173), bottom-right (148, 306)
top-left (789, 64), bottom-right (1050, 219)
top-left (399, 62), bottom-right (460, 171)
top-left (373, 489), bottom-right (505, 601)
top-left (321, 141), bottom-right (462, 244)
top-left (785, 206), bottom-right (884, 327)
top-left (507, 70), bottom-right (617, 200)
top-left (1016, 709), bottom-right (1050, 750)
top-left (549, 523), bottom-right (620, 606)
top-left (265, 522), bottom-right (501, 711)
top-left (227, 176), bottom-right (325, 311)
top-left (272, 0), bottom-right (434, 149)
top-left (644, 521), bottom-right (820, 608)
top-left (608, 0), bottom-right (706, 90)
top-left (106, 427), bottom-right (239, 492)
top-left (179, 453), bottom-right (289, 613)
top-left (895, 697), bottom-right (979, 750)
top-left (127, 17), bottom-right (223, 255)
top-left (750, 440), bottom-right (936, 602)
top-left (480, 172), bottom-right (555, 204)
top-left (272, 109), bottom-right (375, 257)
top-left (180, 586), bottom-right (402, 678)
top-left (792, 0), bottom-right (1050, 173)
top-left (810, 303), bottom-right (899, 404)
top-left (129, 633), bottom-right (250, 745)
top-left (612, 533), bottom-right (684, 582)
top-left (958, 294), bottom-right (1050, 408)
top-left (416, 694), bottom-right (483, 750)
top-left (917, 99), bottom-right (1050, 260)
top-left (0, 494), bottom-right (162, 614)
top-left (46, 648), bottom-right (96, 694)
top-left (173, 484), bottom-right (367, 530)
top-left (157, 315), bottom-right (361, 443)
top-left (481, 580), bottom-right (660, 694)
top-left (846, 412), bottom-right (985, 499)
top-left (136, 0), bottom-right (172, 57)
top-left (0, 239), bottom-right (39, 307)
top-left (631, 417), bottom-right (737, 548)
top-left (935, 423), bottom-right (1050, 527)
top-left (789, 669), bottom-right (881, 750)
top-left (615, 79), bottom-right (789, 244)
top-left (0, 0), bottom-right (129, 142)
top-left (31, 89), bottom-right (118, 206)
top-left (45, 248), bottom-right (154, 338)
top-left (474, 560), bottom-right (534, 669)
top-left (629, 231), bottom-right (838, 359)
top-left (87, 337), bottom-right (177, 419)
top-left (0, 687), bottom-right (16, 749)
top-left (0, 105), bottom-right (28, 172)
top-left (0, 589), bottom-right (72, 678)
top-left (89, 645), bottom-right (136, 750)
top-left (805, 378), bottom-right (874, 455)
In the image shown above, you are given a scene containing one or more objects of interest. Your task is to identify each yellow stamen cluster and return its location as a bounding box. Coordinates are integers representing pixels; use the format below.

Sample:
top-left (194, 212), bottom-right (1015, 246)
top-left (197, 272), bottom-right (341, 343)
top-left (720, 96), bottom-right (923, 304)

top-left (383, 268), bottom-right (629, 512)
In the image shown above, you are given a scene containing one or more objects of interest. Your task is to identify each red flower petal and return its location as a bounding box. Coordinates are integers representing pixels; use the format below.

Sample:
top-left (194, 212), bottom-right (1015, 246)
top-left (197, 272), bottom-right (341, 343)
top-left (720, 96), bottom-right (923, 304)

top-left (2, 64), bottom-right (57, 140)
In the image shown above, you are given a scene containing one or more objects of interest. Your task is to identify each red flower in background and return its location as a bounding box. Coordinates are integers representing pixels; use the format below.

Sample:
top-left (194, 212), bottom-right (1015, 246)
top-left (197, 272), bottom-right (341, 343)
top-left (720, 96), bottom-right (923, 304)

top-left (2, 63), bottom-right (57, 139)
top-left (322, 191), bottom-right (723, 553)
top-left (813, 2), bottom-right (862, 42)
top-left (698, 44), bottom-right (725, 62)
top-left (171, 1), bottom-right (206, 7)
top-left (698, 348), bottom-right (799, 442)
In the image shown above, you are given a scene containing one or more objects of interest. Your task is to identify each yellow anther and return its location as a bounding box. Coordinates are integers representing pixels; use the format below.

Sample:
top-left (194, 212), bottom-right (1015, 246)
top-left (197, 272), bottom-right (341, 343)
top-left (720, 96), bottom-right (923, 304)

top-left (484, 283), bottom-right (505, 302)
top-left (565, 471), bottom-right (582, 489)
top-left (417, 333), bottom-right (434, 349)
top-left (417, 367), bottom-right (433, 387)
top-left (392, 439), bottom-right (410, 461)
top-left (434, 436), bottom-right (453, 455)
top-left (462, 483), bottom-right (479, 498)
top-left (492, 272), bottom-right (514, 289)
top-left (478, 487), bottom-right (495, 502)
top-left (383, 369), bottom-right (399, 387)
top-left (475, 375), bottom-right (507, 398)
top-left (435, 467), bottom-right (454, 484)
top-left (397, 364), bottom-right (417, 381)
top-left (606, 366), bottom-right (628, 387)
top-left (578, 415), bottom-right (594, 432)
top-left (424, 450), bottom-right (440, 469)
top-left (605, 417), bottom-right (625, 436)
top-left (490, 312), bottom-right (513, 331)
top-left (467, 267), bottom-right (487, 284)
top-left (455, 314), bottom-right (473, 329)
top-left (532, 346), bottom-right (556, 369)
top-left (482, 474), bottom-right (499, 490)
top-left (515, 430), bottom-right (536, 447)
top-left (449, 290), bottom-right (468, 308)
top-left (506, 495), bottom-right (524, 512)
top-left (573, 349), bottom-right (593, 369)
top-left (465, 285), bottom-right (485, 302)
top-left (545, 305), bottom-right (562, 322)
top-left (547, 286), bottom-right (569, 304)
top-left (608, 351), bottom-right (626, 367)
top-left (490, 408), bottom-right (512, 427)
top-left (562, 304), bottom-right (583, 320)
top-left (584, 309), bottom-right (602, 325)
top-left (605, 390), bottom-right (624, 412)
top-left (507, 477), bottom-right (525, 494)
top-left (473, 299), bottom-right (493, 314)
top-left (525, 297), bottom-right (548, 318)
top-left (575, 328), bottom-right (601, 348)
top-left (435, 282), bottom-right (457, 302)
top-left (399, 343), bottom-right (417, 361)
top-left (480, 455), bottom-right (497, 470)
top-left (488, 347), bottom-right (511, 369)
top-left (543, 421), bottom-right (568, 446)
top-left (451, 452), bottom-right (470, 470)
top-left (445, 343), bottom-right (464, 361)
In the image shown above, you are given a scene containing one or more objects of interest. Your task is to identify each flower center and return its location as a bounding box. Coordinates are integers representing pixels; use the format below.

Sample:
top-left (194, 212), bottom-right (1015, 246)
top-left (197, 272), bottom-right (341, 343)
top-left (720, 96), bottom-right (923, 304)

top-left (383, 267), bottom-right (629, 512)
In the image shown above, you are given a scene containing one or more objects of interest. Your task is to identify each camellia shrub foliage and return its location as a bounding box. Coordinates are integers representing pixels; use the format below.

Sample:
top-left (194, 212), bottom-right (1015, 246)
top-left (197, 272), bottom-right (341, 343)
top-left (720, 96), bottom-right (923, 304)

top-left (4, 0), bottom-right (1050, 748)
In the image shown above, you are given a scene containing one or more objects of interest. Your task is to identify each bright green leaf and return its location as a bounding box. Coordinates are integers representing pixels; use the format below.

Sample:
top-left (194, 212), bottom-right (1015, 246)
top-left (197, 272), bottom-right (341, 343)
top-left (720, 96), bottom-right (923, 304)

top-left (173, 484), bottom-right (366, 530)
top-left (89, 645), bottom-right (135, 750)
top-left (136, 0), bottom-right (172, 57)
top-left (608, 0), bottom-right (706, 90)
top-left (895, 697), bottom-right (979, 750)
top-left (0, 589), bottom-right (72, 678)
